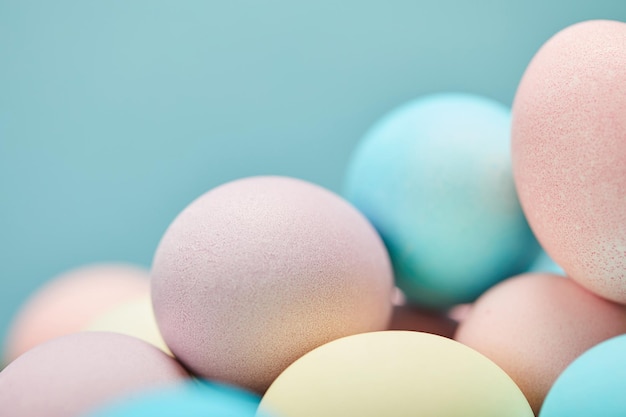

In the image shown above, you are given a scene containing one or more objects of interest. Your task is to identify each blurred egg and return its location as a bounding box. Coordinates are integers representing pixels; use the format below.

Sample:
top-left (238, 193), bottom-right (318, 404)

top-left (258, 331), bottom-right (533, 417)
top-left (455, 273), bottom-right (626, 414)
top-left (391, 287), bottom-right (406, 305)
top-left (344, 93), bottom-right (539, 309)
top-left (3, 264), bottom-right (149, 363)
top-left (85, 380), bottom-right (262, 417)
top-left (151, 176), bottom-right (394, 393)
top-left (512, 20), bottom-right (626, 303)
top-left (0, 332), bottom-right (190, 417)
top-left (449, 303), bottom-right (473, 322)
top-left (388, 304), bottom-right (458, 338)
top-left (529, 250), bottom-right (565, 275)
top-left (540, 334), bottom-right (626, 417)
top-left (84, 295), bottom-right (171, 355)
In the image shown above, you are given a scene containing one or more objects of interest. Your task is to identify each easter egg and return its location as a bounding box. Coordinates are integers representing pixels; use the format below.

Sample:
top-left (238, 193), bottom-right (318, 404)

top-left (0, 332), bottom-right (190, 417)
top-left (85, 295), bottom-right (171, 355)
top-left (454, 273), bottom-right (626, 414)
top-left (3, 264), bottom-right (149, 363)
top-left (85, 380), bottom-right (262, 417)
top-left (511, 20), bottom-right (626, 303)
top-left (540, 334), bottom-right (626, 417)
top-left (151, 176), bottom-right (393, 393)
top-left (344, 93), bottom-right (539, 309)
top-left (258, 331), bottom-right (533, 417)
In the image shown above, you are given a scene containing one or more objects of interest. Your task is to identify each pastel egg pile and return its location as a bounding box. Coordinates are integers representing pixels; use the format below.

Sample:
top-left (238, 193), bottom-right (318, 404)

top-left (1, 19), bottom-right (625, 417)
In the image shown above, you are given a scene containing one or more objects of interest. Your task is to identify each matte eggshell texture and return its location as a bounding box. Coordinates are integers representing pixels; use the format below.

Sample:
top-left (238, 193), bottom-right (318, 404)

top-left (3, 264), bottom-right (150, 363)
top-left (0, 332), bottom-right (190, 417)
top-left (512, 20), bottom-right (626, 303)
top-left (151, 176), bottom-right (393, 393)
top-left (540, 334), bottom-right (626, 417)
top-left (258, 331), bottom-right (534, 417)
top-left (85, 295), bottom-right (172, 355)
top-left (345, 93), bottom-right (539, 309)
top-left (455, 273), bottom-right (626, 414)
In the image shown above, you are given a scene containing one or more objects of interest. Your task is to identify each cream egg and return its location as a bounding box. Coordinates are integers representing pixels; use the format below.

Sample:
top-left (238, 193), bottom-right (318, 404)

top-left (259, 331), bottom-right (533, 417)
top-left (84, 295), bottom-right (171, 355)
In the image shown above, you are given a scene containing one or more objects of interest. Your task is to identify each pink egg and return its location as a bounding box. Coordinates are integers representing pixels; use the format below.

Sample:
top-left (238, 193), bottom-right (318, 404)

top-left (151, 176), bottom-right (393, 393)
top-left (0, 332), bottom-right (190, 417)
top-left (4, 264), bottom-right (150, 363)
top-left (512, 20), bottom-right (626, 303)
top-left (448, 303), bottom-right (472, 322)
top-left (455, 273), bottom-right (626, 414)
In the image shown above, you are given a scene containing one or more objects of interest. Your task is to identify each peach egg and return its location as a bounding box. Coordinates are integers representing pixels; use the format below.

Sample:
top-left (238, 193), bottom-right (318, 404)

top-left (512, 20), bottom-right (626, 303)
top-left (455, 273), bottom-right (626, 414)
top-left (3, 264), bottom-right (149, 363)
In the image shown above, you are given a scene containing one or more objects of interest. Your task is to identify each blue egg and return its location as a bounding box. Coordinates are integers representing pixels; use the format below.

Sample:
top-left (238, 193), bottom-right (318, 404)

top-left (344, 93), bottom-right (540, 309)
top-left (540, 334), bottom-right (626, 417)
top-left (85, 380), bottom-right (262, 417)
top-left (529, 250), bottom-right (565, 275)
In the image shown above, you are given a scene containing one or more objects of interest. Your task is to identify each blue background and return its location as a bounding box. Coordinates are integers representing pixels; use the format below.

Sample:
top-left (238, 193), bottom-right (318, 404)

top-left (1, 0), bottom-right (625, 346)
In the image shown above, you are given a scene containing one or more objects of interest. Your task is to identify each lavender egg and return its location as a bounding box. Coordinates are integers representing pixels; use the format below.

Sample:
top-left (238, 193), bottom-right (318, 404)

top-left (0, 332), bottom-right (190, 417)
top-left (151, 176), bottom-right (393, 393)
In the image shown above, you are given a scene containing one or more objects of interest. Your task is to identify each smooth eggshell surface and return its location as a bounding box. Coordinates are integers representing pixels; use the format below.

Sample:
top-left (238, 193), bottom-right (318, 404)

top-left (345, 93), bottom-right (539, 309)
top-left (151, 176), bottom-right (394, 393)
top-left (455, 273), bottom-right (626, 414)
top-left (85, 295), bottom-right (171, 355)
top-left (3, 264), bottom-right (150, 363)
top-left (85, 380), bottom-right (262, 417)
top-left (540, 334), bottom-right (626, 417)
top-left (512, 20), bottom-right (626, 303)
top-left (258, 331), bottom-right (533, 417)
top-left (0, 332), bottom-right (190, 417)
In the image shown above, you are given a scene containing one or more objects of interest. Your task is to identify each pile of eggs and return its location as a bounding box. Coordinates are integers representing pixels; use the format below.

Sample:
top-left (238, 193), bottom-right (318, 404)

top-left (1, 19), bottom-right (625, 417)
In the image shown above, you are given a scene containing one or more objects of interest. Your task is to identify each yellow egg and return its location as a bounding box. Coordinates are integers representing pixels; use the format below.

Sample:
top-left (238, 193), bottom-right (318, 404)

top-left (258, 331), bottom-right (533, 417)
top-left (84, 295), bottom-right (171, 356)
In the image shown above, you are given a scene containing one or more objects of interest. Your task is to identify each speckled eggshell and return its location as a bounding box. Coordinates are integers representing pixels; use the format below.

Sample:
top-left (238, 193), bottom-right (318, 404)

top-left (512, 20), bottom-right (626, 303)
top-left (0, 332), bottom-right (190, 417)
top-left (151, 176), bottom-right (394, 393)
top-left (455, 273), bottom-right (626, 414)
top-left (4, 264), bottom-right (150, 363)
